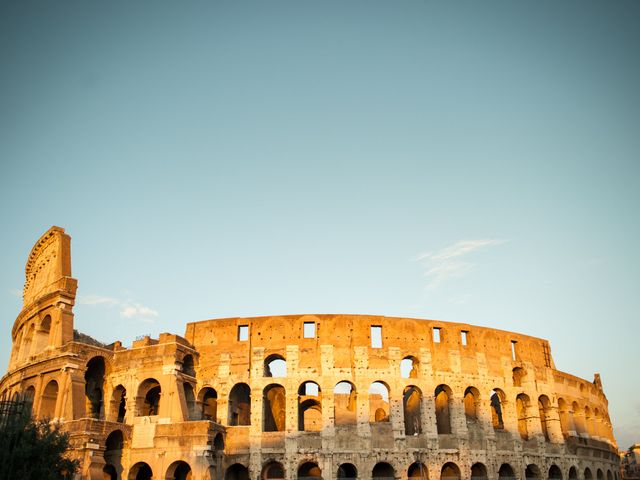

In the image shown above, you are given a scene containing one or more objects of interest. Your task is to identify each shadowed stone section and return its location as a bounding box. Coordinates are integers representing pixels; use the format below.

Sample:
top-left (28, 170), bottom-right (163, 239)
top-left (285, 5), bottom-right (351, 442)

top-left (0, 227), bottom-right (622, 480)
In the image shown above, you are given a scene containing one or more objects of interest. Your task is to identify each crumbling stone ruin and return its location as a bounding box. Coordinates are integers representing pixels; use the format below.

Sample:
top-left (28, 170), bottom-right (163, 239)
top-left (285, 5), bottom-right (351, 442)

top-left (0, 227), bottom-right (620, 480)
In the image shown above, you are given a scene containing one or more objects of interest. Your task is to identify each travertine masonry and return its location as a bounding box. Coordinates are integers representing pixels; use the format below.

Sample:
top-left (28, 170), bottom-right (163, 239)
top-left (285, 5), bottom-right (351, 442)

top-left (0, 227), bottom-right (620, 480)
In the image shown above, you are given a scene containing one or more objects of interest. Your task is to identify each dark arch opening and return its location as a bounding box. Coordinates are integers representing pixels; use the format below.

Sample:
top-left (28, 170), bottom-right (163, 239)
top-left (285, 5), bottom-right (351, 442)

top-left (85, 356), bottom-right (106, 419)
top-left (441, 463), bottom-right (460, 480)
top-left (166, 460), bottom-right (192, 480)
top-left (372, 462), bottom-right (395, 480)
top-left (263, 384), bottom-right (286, 432)
top-left (225, 464), bottom-right (250, 480)
top-left (408, 462), bottom-right (428, 480)
top-left (338, 463), bottom-right (357, 479)
top-left (298, 462), bottom-right (321, 480)
top-left (525, 465), bottom-right (541, 480)
top-left (181, 354), bottom-right (195, 377)
top-left (263, 462), bottom-right (285, 480)
top-left (137, 379), bottom-right (161, 416)
top-left (549, 466), bottom-right (562, 480)
top-left (199, 387), bottom-right (218, 422)
top-left (498, 464), bottom-right (515, 480)
top-left (471, 463), bottom-right (487, 480)
top-left (228, 383), bottom-right (251, 426)
top-left (129, 462), bottom-right (153, 480)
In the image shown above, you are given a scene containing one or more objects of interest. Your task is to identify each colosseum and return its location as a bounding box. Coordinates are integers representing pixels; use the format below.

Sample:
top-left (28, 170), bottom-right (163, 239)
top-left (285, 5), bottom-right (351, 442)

top-left (0, 227), bottom-right (620, 480)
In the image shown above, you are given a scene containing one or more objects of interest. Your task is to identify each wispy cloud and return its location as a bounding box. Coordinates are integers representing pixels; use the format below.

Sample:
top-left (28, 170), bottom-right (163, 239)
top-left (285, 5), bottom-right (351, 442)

top-left (417, 239), bottom-right (506, 289)
top-left (8, 289), bottom-right (22, 298)
top-left (79, 293), bottom-right (159, 323)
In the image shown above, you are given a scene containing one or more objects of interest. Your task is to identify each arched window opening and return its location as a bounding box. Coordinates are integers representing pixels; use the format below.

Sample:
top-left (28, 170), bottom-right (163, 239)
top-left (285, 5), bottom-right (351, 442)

top-left (558, 398), bottom-right (571, 438)
top-left (137, 379), bottom-right (161, 416)
top-left (298, 462), bottom-right (321, 480)
top-left (263, 384), bottom-right (286, 432)
top-left (264, 354), bottom-right (286, 377)
top-left (400, 356), bottom-right (418, 379)
top-left (112, 385), bottom-right (127, 423)
top-left (512, 367), bottom-right (525, 387)
top-left (369, 381), bottom-right (390, 422)
top-left (573, 402), bottom-right (587, 436)
top-left (24, 386), bottom-right (36, 414)
top-left (372, 462), bottom-right (395, 480)
top-left (166, 461), bottom-right (192, 480)
top-left (183, 383), bottom-right (196, 420)
top-left (104, 430), bottom-right (124, 480)
top-left (525, 465), bottom-right (541, 480)
top-left (549, 465), bottom-right (563, 480)
top-left (538, 395), bottom-right (551, 442)
top-left (338, 463), bottom-right (358, 480)
top-left (34, 315), bottom-right (51, 351)
top-left (435, 385), bottom-right (452, 434)
top-left (471, 463), bottom-right (488, 480)
top-left (298, 382), bottom-right (321, 432)
top-left (20, 324), bottom-right (35, 361)
top-left (40, 380), bottom-right (58, 419)
top-left (498, 464), bottom-right (515, 480)
top-left (85, 356), bottom-right (106, 419)
top-left (584, 469), bottom-right (593, 480)
top-left (228, 383), bottom-right (251, 426)
top-left (213, 433), bottom-right (224, 451)
top-left (606, 471), bottom-right (613, 480)
top-left (441, 463), bottom-right (461, 480)
top-left (569, 468), bottom-right (578, 480)
top-left (490, 389), bottom-right (505, 430)
top-left (263, 462), bottom-right (285, 480)
top-left (464, 387), bottom-right (479, 422)
top-left (334, 381), bottom-right (357, 426)
top-left (408, 462), bottom-right (428, 480)
top-left (597, 470), bottom-right (604, 480)
top-left (129, 462), bottom-right (153, 480)
top-left (199, 387), bottom-right (218, 422)
top-left (403, 385), bottom-right (422, 435)
top-left (181, 354), bottom-right (195, 377)
top-left (226, 464), bottom-right (250, 480)
top-left (516, 394), bottom-right (529, 440)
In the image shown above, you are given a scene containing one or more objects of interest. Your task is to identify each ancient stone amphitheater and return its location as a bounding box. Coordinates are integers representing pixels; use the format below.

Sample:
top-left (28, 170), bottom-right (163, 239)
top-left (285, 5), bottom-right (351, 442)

top-left (0, 227), bottom-right (620, 480)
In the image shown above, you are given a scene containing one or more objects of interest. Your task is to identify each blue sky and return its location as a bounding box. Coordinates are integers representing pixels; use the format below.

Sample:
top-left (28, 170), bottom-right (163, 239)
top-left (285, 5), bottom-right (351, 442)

top-left (0, 1), bottom-right (638, 448)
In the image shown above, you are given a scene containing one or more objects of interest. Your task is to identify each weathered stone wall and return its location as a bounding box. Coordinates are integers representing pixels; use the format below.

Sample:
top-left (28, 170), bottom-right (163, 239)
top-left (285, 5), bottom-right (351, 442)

top-left (0, 227), bottom-right (621, 480)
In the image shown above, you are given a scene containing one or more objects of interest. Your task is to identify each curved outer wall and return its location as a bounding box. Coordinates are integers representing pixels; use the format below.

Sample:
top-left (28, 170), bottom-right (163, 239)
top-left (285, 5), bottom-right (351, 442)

top-left (0, 227), bottom-right (620, 480)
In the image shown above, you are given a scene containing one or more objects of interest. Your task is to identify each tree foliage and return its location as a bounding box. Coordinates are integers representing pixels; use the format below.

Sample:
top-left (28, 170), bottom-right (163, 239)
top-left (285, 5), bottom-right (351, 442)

top-left (0, 403), bottom-right (79, 480)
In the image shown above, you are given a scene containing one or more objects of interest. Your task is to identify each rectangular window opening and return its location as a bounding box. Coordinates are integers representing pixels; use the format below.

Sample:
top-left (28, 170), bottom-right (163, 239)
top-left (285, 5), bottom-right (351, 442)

top-left (371, 325), bottom-right (382, 348)
top-left (303, 322), bottom-right (316, 339)
top-left (511, 340), bottom-right (517, 361)
top-left (433, 327), bottom-right (441, 343)
top-left (238, 325), bottom-right (249, 341)
top-left (461, 330), bottom-right (468, 346)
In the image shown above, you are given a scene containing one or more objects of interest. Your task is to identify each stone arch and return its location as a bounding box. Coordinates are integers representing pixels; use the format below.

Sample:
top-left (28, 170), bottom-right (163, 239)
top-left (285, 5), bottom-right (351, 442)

top-left (264, 354), bottom-right (286, 377)
top-left (498, 464), bottom-right (515, 480)
top-left (338, 463), bottom-right (358, 479)
top-left (464, 386), bottom-right (480, 422)
top-left (549, 465), bottom-right (562, 480)
top-left (441, 463), bottom-right (461, 480)
top-left (228, 383), bottom-right (251, 426)
top-left (262, 461), bottom-right (285, 480)
top-left (85, 356), bottom-right (106, 419)
top-left (512, 367), bottom-right (525, 387)
top-left (403, 385), bottom-right (422, 435)
top-left (226, 464), bottom-right (250, 480)
top-left (263, 383), bottom-right (286, 432)
top-left (111, 385), bottom-right (127, 423)
top-left (372, 462), bottom-right (395, 480)
top-left (572, 402), bottom-right (587, 436)
top-left (24, 385), bottom-right (36, 414)
top-left (166, 461), bottom-right (192, 480)
top-left (538, 395), bottom-right (551, 441)
top-left (40, 379), bottom-right (58, 419)
top-left (597, 470), bottom-right (604, 480)
top-left (435, 384), bottom-right (452, 434)
top-left (103, 464), bottom-right (117, 480)
top-left (213, 432), bottom-right (224, 451)
top-left (298, 462), bottom-right (321, 480)
top-left (568, 468), bottom-right (578, 480)
top-left (525, 464), bottom-right (541, 480)
top-left (558, 398), bottom-right (572, 438)
top-left (401, 356), bottom-right (419, 379)
top-left (408, 462), bottom-right (428, 480)
top-left (129, 462), bottom-right (153, 480)
top-left (34, 314), bottom-right (52, 351)
top-left (471, 464), bottom-right (488, 480)
top-left (298, 381), bottom-right (321, 432)
top-left (181, 354), bottom-right (196, 377)
top-left (584, 468), bottom-right (593, 480)
top-left (104, 429), bottom-right (124, 480)
top-left (606, 471), bottom-right (613, 480)
top-left (20, 323), bottom-right (35, 361)
top-left (183, 383), bottom-right (196, 420)
top-left (137, 378), bottom-right (161, 416)
top-left (584, 406), bottom-right (597, 438)
top-left (516, 393), bottom-right (530, 440)
top-left (198, 387), bottom-right (218, 422)
top-left (369, 381), bottom-right (390, 422)
top-left (334, 381), bottom-right (357, 425)
top-left (490, 389), bottom-right (506, 430)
